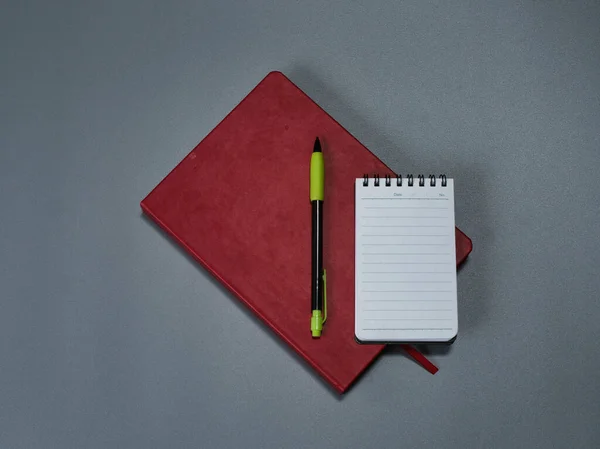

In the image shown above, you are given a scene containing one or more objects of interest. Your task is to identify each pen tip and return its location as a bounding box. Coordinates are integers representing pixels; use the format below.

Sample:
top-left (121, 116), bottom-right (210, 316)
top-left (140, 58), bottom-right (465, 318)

top-left (313, 137), bottom-right (322, 153)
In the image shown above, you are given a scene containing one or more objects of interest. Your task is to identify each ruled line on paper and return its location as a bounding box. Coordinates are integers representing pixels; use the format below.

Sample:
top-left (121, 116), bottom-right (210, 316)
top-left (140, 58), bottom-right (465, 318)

top-left (365, 206), bottom-right (448, 209)
top-left (362, 243), bottom-right (448, 246)
top-left (363, 328), bottom-right (454, 331)
top-left (362, 234), bottom-right (449, 237)
top-left (362, 280), bottom-right (452, 283)
top-left (363, 299), bottom-right (453, 302)
top-left (364, 318), bottom-right (453, 321)
top-left (361, 262), bottom-right (446, 265)
top-left (362, 225), bottom-right (446, 228)
top-left (363, 271), bottom-right (454, 274)
top-left (360, 198), bottom-right (449, 200)
top-left (362, 216), bottom-right (448, 219)
top-left (362, 253), bottom-right (450, 255)
top-left (363, 309), bottom-right (452, 312)
top-left (362, 290), bottom-right (454, 293)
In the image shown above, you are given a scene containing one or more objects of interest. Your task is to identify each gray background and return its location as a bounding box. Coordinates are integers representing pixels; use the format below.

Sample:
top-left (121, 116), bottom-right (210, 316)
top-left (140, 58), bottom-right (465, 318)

top-left (1, 0), bottom-right (599, 447)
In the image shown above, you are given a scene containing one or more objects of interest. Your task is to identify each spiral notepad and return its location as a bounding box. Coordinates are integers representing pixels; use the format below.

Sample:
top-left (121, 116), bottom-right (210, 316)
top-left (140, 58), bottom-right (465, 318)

top-left (355, 174), bottom-right (458, 343)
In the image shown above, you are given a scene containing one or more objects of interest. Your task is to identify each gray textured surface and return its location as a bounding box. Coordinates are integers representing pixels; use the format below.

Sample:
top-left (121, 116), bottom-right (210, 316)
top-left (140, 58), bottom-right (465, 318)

top-left (1, 1), bottom-right (599, 448)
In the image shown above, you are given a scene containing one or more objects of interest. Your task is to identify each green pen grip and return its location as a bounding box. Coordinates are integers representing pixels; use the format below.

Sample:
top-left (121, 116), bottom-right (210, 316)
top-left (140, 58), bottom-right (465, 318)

top-left (310, 152), bottom-right (324, 201)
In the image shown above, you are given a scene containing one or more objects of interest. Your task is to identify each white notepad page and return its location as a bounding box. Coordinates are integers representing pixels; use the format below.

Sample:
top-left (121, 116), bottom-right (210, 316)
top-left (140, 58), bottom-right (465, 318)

top-left (355, 176), bottom-right (457, 343)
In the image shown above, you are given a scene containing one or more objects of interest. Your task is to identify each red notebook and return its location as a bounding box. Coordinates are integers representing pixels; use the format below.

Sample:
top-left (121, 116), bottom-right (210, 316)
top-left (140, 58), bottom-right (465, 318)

top-left (141, 72), bottom-right (473, 393)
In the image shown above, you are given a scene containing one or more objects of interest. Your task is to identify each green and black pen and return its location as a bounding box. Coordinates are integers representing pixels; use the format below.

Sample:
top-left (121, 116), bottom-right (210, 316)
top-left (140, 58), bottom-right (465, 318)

top-left (310, 137), bottom-right (326, 337)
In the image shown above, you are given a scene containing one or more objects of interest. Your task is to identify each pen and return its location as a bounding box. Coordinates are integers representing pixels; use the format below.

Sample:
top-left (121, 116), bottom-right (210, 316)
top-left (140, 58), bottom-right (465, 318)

top-left (310, 137), bottom-right (327, 337)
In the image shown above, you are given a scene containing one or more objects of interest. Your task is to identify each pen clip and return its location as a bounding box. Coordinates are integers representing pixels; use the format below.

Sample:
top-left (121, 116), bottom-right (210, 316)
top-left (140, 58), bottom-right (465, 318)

top-left (322, 269), bottom-right (327, 323)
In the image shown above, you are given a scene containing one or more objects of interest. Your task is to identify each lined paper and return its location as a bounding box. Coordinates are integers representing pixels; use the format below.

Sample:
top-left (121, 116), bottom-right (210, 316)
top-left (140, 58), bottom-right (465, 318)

top-left (354, 178), bottom-right (457, 342)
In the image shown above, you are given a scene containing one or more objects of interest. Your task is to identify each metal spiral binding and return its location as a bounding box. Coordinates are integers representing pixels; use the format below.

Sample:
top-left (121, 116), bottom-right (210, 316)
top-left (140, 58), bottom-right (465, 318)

top-left (362, 174), bottom-right (448, 187)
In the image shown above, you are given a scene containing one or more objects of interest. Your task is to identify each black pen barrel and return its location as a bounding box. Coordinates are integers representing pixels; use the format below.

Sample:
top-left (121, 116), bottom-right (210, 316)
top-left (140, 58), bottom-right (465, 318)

top-left (311, 200), bottom-right (324, 311)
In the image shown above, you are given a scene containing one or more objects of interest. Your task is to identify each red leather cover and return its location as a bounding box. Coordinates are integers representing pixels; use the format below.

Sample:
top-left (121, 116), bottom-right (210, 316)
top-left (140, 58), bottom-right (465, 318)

top-left (141, 72), bottom-right (473, 393)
